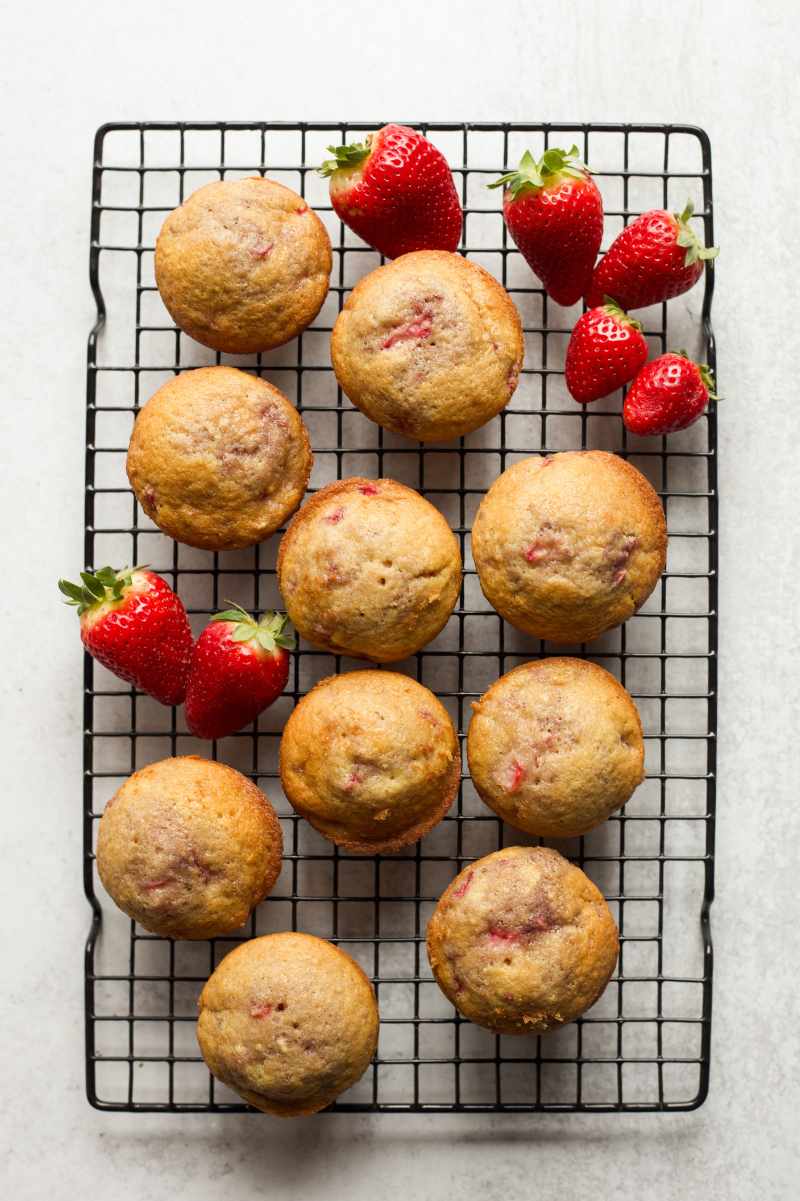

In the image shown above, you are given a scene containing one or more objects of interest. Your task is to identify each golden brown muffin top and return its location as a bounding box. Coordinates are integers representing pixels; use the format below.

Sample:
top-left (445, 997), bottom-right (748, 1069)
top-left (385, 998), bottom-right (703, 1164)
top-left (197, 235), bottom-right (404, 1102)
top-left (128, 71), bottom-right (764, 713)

top-left (280, 670), bottom-right (460, 852)
top-left (331, 250), bottom-right (523, 442)
top-left (155, 176), bottom-right (331, 353)
top-left (197, 932), bottom-right (379, 1116)
top-left (126, 366), bottom-right (312, 551)
top-left (96, 756), bottom-right (282, 940)
top-left (467, 657), bottom-right (644, 838)
top-left (277, 477), bottom-right (462, 662)
top-left (471, 451), bottom-right (667, 644)
top-left (426, 846), bottom-right (619, 1034)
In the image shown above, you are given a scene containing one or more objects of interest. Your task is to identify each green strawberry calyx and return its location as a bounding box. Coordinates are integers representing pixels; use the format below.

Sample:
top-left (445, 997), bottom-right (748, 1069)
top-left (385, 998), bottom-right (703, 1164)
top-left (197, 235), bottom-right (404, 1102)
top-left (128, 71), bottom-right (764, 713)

top-left (674, 201), bottom-right (720, 267)
top-left (58, 565), bottom-right (144, 616)
top-left (673, 350), bottom-right (720, 400)
top-left (488, 145), bottom-right (590, 199)
top-left (318, 137), bottom-right (373, 178)
top-left (600, 297), bottom-right (643, 332)
top-left (213, 604), bottom-right (296, 653)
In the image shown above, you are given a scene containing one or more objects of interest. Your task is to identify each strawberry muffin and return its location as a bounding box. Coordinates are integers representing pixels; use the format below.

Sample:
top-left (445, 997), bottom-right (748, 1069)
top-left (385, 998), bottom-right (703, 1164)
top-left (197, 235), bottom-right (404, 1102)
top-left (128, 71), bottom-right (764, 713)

top-left (277, 477), bottom-right (462, 661)
top-left (426, 846), bottom-right (619, 1034)
top-left (471, 451), bottom-right (667, 643)
top-left (280, 671), bottom-right (460, 852)
top-left (127, 366), bottom-right (312, 551)
top-left (155, 177), bottom-right (331, 353)
top-left (96, 756), bottom-right (283, 939)
top-left (467, 658), bottom-right (644, 838)
top-left (331, 250), bottom-right (524, 442)
top-left (197, 933), bottom-right (379, 1116)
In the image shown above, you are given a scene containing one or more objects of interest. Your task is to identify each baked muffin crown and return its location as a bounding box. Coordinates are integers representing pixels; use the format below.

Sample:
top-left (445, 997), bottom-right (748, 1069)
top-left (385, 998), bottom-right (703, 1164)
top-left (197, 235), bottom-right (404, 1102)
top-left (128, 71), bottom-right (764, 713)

top-left (427, 845), bottom-right (619, 1035)
top-left (126, 365), bottom-right (312, 551)
top-left (472, 451), bottom-right (667, 643)
top-left (155, 176), bottom-right (331, 353)
top-left (467, 656), bottom-right (645, 838)
top-left (197, 932), bottom-right (379, 1116)
top-left (332, 250), bottom-right (523, 442)
top-left (277, 477), bottom-right (462, 661)
top-left (280, 670), bottom-right (460, 852)
top-left (96, 756), bottom-right (283, 940)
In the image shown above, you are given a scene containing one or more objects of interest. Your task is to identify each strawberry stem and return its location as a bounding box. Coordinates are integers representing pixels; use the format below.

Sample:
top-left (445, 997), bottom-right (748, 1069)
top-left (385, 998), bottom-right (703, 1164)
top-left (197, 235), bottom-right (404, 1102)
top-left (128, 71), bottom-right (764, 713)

top-left (674, 200), bottom-right (719, 267)
top-left (58, 565), bottom-right (144, 615)
top-left (600, 297), bottom-right (643, 332)
top-left (487, 145), bottom-right (589, 198)
top-left (318, 137), bottom-right (372, 178)
top-left (212, 604), bottom-right (296, 652)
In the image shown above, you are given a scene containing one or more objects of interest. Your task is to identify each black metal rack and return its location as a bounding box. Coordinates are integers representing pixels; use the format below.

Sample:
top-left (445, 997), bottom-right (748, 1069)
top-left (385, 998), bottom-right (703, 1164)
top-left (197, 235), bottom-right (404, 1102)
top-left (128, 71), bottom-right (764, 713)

top-left (84, 121), bottom-right (716, 1113)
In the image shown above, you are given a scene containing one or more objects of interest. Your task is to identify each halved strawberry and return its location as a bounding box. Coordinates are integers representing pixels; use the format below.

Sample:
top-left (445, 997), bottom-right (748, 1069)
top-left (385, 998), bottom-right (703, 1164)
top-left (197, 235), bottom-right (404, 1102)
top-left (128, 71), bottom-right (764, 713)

top-left (185, 606), bottom-right (294, 740)
top-left (318, 124), bottom-right (462, 260)
top-left (489, 145), bottom-right (603, 306)
top-left (59, 566), bottom-right (192, 705)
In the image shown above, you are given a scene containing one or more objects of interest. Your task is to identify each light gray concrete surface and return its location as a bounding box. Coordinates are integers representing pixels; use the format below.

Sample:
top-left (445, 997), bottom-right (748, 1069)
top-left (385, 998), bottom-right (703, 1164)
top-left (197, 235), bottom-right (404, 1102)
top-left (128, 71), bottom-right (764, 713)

top-left (1, 1), bottom-right (798, 1197)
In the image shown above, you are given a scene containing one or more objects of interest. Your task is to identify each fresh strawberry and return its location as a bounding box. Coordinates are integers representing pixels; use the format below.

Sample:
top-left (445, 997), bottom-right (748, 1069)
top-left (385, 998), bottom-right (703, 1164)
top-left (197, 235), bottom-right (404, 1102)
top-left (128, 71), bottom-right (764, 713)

top-left (488, 145), bottom-right (603, 306)
top-left (623, 351), bottom-right (717, 436)
top-left (318, 124), bottom-right (462, 259)
top-left (185, 606), bottom-right (294, 740)
top-left (565, 301), bottom-right (648, 404)
top-left (59, 566), bottom-right (192, 705)
top-left (586, 201), bottom-right (718, 310)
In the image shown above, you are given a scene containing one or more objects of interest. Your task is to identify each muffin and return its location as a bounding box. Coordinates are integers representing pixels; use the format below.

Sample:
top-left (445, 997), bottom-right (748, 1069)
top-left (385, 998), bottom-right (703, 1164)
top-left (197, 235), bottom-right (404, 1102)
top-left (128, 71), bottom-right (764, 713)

top-left (155, 177), bottom-right (331, 353)
top-left (426, 846), bottom-right (619, 1034)
top-left (472, 451), bottom-right (667, 643)
top-left (331, 250), bottom-right (524, 442)
top-left (277, 477), bottom-right (462, 661)
top-left (96, 756), bottom-right (282, 939)
top-left (197, 933), bottom-right (379, 1116)
top-left (127, 366), bottom-right (312, 551)
top-left (280, 671), bottom-right (460, 852)
top-left (467, 657), bottom-right (644, 838)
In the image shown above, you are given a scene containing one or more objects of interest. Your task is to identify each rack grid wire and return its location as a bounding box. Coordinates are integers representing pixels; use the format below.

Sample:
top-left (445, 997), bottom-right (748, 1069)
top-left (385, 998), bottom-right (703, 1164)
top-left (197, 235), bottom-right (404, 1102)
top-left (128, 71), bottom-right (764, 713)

top-left (84, 121), bottom-right (716, 1114)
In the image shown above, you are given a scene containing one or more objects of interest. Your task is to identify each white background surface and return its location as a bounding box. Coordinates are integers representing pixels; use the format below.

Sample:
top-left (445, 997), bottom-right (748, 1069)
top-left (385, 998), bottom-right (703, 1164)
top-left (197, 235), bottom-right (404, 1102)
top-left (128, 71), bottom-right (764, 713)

top-left (2, 2), bottom-right (798, 1198)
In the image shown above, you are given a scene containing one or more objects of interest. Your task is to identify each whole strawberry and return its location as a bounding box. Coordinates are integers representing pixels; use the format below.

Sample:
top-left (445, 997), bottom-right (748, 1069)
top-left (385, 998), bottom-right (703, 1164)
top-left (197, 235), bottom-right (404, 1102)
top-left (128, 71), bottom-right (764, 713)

top-left (185, 606), bottom-right (294, 740)
top-left (624, 351), bottom-right (717, 436)
top-left (565, 301), bottom-right (648, 404)
top-left (586, 201), bottom-right (718, 310)
top-left (489, 145), bottom-right (603, 306)
top-left (59, 566), bottom-right (192, 705)
top-left (318, 124), bottom-right (462, 260)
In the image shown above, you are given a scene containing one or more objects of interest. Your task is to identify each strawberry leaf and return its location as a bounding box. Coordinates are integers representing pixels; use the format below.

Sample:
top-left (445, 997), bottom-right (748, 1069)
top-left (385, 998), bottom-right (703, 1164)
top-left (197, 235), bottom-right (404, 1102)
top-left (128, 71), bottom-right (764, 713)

top-left (256, 628), bottom-right (277, 652)
top-left (674, 199), bottom-right (719, 267)
top-left (318, 138), bottom-right (372, 178)
top-left (488, 145), bottom-right (589, 199)
top-left (58, 579), bottom-right (85, 604)
top-left (80, 571), bottom-right (106, 600)
top-left (230, 624), bottom-right (256, 643)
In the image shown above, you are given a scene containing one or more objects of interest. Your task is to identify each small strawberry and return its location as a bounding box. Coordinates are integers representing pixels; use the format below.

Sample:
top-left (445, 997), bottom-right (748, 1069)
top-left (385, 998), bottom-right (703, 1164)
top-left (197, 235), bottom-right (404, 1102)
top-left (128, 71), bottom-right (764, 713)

top-left (565, 300), bottom-right (648, 404)
top-left (586, 201), bottom-right (719, 310)
top-left (623, 351), bottom-right (718, 436)
top-left (59, 566), bottom-right (192, 705)
top-left (488, 145), bottom-right (603, 306)
top-left (318, 124), bottom-right (462, 259)
top-left (185, 605), bottom-right (294, 740)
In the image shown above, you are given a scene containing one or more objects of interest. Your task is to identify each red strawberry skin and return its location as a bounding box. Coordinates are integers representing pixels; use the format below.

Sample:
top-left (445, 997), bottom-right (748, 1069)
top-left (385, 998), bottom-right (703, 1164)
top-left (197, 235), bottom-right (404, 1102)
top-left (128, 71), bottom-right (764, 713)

top-left (624, 353), bottom-right (713, 436)
top-left (587, 209), bottom-right (706, 310)
top-left (185, 616), bottom-right (291, 740)
top-left (80, 570), bottom-right (192, 705)
top-left (565, 304), bottom-right (648, 404)
top-left (322, 124), bottom-right (462, 260)
top-left (504, 173), bottom-right (603, 306)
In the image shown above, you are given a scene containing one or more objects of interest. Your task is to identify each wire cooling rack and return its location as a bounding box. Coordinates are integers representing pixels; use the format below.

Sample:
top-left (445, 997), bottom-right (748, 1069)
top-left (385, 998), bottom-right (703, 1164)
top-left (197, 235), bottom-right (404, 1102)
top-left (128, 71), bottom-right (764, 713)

top-left (84, 121), bottom-right (717, 1113)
